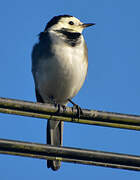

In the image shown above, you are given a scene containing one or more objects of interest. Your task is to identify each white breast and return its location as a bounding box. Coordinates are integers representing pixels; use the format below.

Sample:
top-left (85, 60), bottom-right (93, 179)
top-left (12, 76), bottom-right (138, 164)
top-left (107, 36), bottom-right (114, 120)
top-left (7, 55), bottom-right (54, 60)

top-left (36, 32), bottom-right (88, 105)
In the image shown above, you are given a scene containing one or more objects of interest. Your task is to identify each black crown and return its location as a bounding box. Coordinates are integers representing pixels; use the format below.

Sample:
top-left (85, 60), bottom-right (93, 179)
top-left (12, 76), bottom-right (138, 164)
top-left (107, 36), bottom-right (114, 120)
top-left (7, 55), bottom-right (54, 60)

top-left (44, 15), bottom-right (73, 31)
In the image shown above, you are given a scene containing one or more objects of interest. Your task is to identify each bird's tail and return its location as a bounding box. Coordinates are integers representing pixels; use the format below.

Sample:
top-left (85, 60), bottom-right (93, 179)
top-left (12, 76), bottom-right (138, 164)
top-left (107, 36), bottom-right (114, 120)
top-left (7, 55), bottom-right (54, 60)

top-left (47, 119), bottom-right (63, 171)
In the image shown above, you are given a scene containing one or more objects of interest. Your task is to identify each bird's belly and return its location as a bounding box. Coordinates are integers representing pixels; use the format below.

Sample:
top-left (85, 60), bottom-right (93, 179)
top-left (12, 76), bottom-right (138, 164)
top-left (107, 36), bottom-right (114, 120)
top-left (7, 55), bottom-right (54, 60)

top-left (37, 48), bottom-right (87, 105)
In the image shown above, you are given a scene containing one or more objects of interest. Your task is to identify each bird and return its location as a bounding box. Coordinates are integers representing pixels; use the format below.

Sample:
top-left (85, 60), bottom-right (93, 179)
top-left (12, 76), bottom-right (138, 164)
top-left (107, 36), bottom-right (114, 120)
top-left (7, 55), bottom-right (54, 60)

top-left (31, 15), bottom-right (95, 171)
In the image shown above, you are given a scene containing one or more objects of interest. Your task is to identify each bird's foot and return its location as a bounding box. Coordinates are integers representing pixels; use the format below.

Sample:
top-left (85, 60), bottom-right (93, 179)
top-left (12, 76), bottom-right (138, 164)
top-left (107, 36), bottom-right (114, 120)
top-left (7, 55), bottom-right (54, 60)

top-left (68, 99), bottom-right (83, 119)
top-left (49, 96), bottom-right (67, 113)
top-left (56, 104), bottom-right (67, 114)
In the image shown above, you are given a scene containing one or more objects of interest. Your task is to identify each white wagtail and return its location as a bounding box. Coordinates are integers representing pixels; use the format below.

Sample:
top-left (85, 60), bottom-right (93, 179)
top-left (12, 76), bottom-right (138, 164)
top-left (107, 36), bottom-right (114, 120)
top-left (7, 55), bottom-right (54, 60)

top-left (32, 15), bottom-right (95, 171)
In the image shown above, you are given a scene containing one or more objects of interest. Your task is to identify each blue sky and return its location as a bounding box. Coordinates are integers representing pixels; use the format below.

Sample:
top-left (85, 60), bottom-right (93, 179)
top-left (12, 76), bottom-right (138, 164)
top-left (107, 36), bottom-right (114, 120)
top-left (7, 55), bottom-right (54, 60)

top-left (0, 0), bottom-right (140, 179)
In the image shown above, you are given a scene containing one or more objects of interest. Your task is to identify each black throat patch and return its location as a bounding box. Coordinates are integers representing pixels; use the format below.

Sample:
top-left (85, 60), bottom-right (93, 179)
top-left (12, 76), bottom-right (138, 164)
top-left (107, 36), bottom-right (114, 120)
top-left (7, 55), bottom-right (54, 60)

top-left (55, 29), bottom-right (81, 47)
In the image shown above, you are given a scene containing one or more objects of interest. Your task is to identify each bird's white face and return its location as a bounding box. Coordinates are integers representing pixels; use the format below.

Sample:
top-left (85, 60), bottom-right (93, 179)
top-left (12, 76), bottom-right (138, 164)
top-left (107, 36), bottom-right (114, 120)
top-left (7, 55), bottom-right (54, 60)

top-left (49, 17), bottom-right (84, 33)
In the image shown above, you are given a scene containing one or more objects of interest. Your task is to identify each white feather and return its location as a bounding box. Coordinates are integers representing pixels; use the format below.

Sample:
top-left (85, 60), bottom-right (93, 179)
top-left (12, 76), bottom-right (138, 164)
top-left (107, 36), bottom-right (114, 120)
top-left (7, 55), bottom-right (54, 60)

top-left (36, 30), bottom-right (88, 105)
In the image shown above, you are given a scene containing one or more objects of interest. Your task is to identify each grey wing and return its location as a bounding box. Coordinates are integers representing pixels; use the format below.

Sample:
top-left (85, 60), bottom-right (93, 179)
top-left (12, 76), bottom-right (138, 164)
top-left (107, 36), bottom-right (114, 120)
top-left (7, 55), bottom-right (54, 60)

top-left (83, 40), bottom-right (88, 66)
top-left (32, 43), bottom-right (44, 103)
top-left (83, 40), bottom-right (88, 76)
top-left (31, 43), bottom-right (40, 81)
top-left (31, 33), bottom-right (52, 85)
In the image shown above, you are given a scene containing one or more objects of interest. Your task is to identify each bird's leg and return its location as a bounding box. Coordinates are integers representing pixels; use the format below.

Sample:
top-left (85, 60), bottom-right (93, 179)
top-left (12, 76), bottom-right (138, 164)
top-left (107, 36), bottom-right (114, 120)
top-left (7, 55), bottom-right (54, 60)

top-left (56, 104), bottom-right (67, 114)
top-left (68, 99), bottom-right (83, 118)
top-left (49, 96), bottom-right (66, 113)
top-left (49, 96), bottom-right (57, 107)
top-left (61, 105), bottom-right (67, 112)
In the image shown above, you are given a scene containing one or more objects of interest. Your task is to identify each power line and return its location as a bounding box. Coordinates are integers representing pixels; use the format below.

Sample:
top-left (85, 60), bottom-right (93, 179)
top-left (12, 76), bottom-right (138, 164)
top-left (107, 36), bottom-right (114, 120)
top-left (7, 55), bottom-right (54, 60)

top-left (0, 97), bottom-right (140, 171)
top-left (0, 97), bottom-right (140, 130)
top-left (0, 138), bottom-right (140, 171)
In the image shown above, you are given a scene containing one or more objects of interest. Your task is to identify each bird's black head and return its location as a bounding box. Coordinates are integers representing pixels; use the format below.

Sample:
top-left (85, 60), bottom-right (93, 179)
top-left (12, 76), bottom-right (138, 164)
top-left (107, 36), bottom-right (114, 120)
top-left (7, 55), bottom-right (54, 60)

top-left (44, 15), bottom-right (73, 31)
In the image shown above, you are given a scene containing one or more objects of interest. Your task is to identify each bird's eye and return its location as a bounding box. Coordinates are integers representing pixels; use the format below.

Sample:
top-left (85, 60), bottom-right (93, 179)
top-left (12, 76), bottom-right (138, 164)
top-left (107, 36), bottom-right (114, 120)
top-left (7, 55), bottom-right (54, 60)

top-left (69, 21), bottom-right (74, 25)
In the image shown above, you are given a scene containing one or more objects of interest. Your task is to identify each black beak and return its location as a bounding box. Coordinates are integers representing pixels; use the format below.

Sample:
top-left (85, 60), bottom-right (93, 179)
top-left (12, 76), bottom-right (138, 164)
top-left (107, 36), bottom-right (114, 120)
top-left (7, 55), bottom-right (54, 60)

top-left (82, 23), bottom-right (96, 28)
